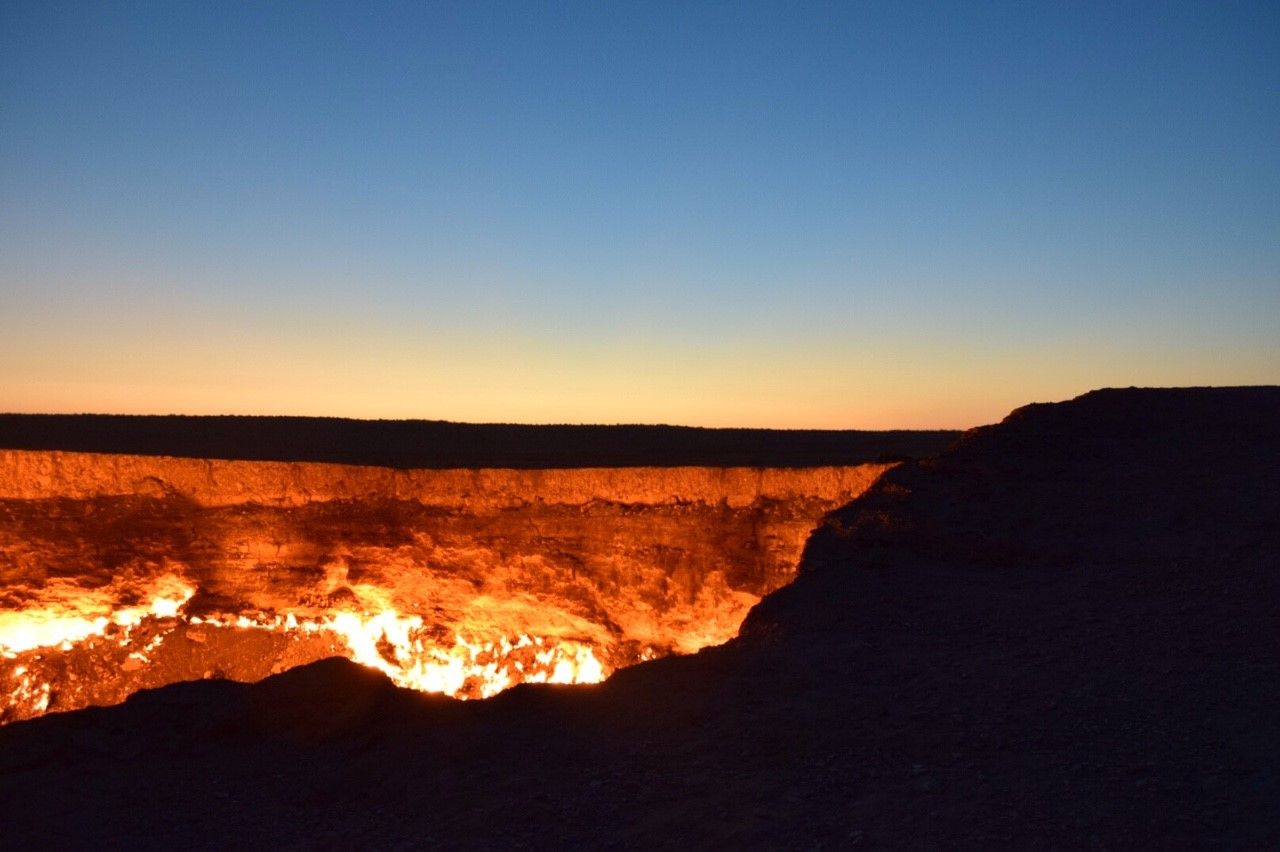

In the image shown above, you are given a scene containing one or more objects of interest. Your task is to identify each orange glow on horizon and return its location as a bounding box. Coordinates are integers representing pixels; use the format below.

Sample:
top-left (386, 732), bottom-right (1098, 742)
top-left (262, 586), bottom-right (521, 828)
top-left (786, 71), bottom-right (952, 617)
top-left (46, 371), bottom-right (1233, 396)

top-left (3, 316), bottom-right (1277, 430)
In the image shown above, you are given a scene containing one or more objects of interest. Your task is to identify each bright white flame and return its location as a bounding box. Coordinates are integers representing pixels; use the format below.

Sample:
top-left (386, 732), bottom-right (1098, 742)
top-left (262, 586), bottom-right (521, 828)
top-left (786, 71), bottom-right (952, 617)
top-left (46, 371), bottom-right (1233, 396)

top-left (2, 575), bottom-right (614, 719)
top-left (0, 575), bottom-right (196, 657)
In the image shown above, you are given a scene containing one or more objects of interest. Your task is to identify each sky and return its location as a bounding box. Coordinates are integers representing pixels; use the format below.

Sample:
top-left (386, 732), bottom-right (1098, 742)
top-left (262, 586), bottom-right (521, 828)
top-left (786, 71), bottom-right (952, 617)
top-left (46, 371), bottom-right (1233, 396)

top-left (1, 1), bottom-right (1277, 429)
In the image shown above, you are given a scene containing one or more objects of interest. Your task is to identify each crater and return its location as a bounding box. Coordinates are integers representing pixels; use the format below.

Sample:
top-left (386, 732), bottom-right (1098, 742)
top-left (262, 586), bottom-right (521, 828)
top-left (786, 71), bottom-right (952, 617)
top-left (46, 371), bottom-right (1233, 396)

top-left (0, 450), bottom-right (892, 722)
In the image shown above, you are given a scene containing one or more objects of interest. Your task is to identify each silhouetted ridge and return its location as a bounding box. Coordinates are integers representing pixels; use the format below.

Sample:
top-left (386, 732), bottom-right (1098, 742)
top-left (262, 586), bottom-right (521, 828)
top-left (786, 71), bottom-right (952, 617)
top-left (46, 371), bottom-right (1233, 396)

top-left (0, 414), bottom-right (958, 468)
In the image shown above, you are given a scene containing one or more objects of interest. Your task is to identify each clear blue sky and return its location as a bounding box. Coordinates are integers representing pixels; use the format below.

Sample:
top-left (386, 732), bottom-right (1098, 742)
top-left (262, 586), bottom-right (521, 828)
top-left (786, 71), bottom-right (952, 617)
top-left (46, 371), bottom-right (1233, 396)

top-left (2, 1), bottom-right (1277, 427)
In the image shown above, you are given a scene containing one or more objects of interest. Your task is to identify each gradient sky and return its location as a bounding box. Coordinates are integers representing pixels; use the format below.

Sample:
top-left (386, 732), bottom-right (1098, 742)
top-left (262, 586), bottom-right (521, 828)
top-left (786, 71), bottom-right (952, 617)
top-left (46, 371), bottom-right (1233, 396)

top-left (2, 2), bottom-right (1277, 428)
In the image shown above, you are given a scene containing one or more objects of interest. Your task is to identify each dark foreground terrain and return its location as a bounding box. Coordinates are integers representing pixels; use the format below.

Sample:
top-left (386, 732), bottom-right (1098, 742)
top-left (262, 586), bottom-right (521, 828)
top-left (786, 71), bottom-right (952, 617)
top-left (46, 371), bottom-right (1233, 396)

top-left (0, 414), bottom-right (957, 468)
top-left (1, 387), bottom-right (1277, 848)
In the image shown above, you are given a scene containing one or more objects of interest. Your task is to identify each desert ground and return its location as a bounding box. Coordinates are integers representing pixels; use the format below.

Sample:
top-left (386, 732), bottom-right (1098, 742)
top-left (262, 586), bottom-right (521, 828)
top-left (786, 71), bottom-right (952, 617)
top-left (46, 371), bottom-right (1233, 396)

top-left (0, 388), bottom-right (1276, 847)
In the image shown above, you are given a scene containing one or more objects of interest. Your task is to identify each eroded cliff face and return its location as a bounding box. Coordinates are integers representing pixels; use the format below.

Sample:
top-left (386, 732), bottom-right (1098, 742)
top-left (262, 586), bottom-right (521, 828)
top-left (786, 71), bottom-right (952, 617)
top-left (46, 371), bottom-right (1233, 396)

top-left (0, 450), bottom-right (890, 722)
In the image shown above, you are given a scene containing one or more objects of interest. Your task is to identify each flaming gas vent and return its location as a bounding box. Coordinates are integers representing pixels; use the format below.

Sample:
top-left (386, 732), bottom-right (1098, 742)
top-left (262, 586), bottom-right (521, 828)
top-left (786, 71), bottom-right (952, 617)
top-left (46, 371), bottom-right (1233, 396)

top-left (0, 450), bottom-right (890, 722)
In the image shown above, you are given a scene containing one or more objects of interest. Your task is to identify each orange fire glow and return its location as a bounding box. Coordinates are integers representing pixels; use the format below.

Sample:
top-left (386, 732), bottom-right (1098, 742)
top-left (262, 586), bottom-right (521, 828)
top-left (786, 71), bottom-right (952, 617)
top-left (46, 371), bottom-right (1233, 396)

top-left (0, 451), bottom-right (891, 724)
top-left (1, 574), bottom-right (621, 717)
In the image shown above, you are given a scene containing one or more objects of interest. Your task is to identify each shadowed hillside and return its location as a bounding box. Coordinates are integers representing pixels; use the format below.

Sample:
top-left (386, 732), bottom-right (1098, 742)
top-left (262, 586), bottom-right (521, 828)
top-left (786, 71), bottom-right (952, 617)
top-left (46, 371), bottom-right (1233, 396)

top-left (0, 414), bottom-right (958, 468)
top-left (0, 388), bottom-right (1276, 847)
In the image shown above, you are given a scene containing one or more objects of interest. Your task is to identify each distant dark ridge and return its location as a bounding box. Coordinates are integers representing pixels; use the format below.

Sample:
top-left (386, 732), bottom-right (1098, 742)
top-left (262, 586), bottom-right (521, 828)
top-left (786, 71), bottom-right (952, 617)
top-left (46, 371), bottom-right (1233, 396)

top-left (0, 414), bottom-right (960, 469)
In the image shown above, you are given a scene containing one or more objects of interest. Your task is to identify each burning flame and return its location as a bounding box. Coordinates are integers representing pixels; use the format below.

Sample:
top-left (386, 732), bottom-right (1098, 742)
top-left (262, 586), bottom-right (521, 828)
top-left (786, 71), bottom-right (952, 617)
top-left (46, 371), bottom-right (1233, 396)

top-left (2, 573), bottom-right (616, 720)
top-left (0, 575), bottom-right (197, 657)
top-left (191, 607), bottom-right (608, 698)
